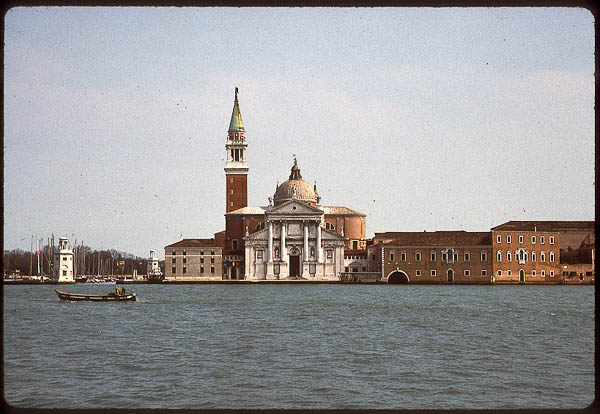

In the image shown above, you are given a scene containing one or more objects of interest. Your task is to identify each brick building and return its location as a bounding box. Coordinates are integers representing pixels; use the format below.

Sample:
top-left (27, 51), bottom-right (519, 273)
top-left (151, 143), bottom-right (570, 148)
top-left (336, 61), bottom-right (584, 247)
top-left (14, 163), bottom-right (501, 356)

top-left (491, 221), bottom-right (595, 284)
top-left (164, 238), bottom-right (223, 281)
top-left (368, 231), bottom-right (493, 284)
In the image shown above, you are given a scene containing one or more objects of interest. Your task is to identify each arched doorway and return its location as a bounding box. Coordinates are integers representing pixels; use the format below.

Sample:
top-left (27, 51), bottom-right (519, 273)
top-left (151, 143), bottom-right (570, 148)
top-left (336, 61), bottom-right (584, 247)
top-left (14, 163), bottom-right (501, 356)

top-left (388, 270), bottom-right (409, 284)
top-left (447, 269), bottom-right (454, 283)
top-left (519, 269), bottom-right (525, 283)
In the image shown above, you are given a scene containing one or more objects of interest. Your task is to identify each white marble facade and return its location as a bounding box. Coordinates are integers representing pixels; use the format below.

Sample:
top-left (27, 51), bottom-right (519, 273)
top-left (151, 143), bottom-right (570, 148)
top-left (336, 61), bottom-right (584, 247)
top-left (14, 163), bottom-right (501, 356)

top-left (244, 200), bottom-right (344, 280)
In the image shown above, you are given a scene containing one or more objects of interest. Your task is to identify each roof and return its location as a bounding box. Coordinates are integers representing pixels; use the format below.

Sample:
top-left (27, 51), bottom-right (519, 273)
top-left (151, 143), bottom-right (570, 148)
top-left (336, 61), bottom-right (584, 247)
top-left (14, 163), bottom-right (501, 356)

top-left (322, 206), bottom-right (366, 217)
top-left (381, 231), bottom-right (492, 247)
top-left (226, 206), bottom-right (268, 215)
top-left (165, 239), bottom-right (221, 248)
top-left (344, 249), bottom-right (368, 256)
top-left (491, 221), bottom-right (595, 232)
top-left (228, 88), bottom-right (245, 132)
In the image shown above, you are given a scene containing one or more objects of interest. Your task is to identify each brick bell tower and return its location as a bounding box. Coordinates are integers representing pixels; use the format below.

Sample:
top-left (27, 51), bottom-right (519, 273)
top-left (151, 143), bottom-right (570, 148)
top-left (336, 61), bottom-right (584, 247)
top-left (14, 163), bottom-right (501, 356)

top-left (225, 87), bottom-right (248, 213)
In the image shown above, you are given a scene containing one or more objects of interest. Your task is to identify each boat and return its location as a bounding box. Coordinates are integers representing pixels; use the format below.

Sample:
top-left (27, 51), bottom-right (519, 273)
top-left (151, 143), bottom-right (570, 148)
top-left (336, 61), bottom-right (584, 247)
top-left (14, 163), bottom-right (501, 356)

top-left (55, 289), bottom-right (136, 301)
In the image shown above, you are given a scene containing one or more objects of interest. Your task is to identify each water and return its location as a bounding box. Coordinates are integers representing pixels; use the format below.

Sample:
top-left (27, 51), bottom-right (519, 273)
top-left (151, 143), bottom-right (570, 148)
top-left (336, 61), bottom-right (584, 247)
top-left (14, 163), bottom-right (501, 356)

top-left (3, 284), bottom-right (594, 409)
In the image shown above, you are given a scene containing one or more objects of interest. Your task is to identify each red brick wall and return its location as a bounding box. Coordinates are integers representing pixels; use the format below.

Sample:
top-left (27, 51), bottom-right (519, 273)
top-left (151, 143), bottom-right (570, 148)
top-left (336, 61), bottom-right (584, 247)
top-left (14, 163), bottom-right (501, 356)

top-left (226, 174), bottom-right (247, 213)
top-left (492, 231), bottom-right (562, 283)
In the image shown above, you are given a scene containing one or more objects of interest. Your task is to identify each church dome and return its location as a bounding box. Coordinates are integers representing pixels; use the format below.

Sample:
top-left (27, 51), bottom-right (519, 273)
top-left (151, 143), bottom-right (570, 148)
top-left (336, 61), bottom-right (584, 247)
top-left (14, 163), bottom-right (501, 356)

top-left (273, 159), bottom-right (317, 206)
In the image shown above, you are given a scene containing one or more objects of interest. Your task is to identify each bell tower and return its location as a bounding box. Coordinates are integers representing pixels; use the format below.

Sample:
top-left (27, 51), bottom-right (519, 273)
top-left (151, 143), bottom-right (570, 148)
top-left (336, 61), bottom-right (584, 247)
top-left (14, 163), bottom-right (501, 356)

top-left (225, 87), bottom-right (248, 213)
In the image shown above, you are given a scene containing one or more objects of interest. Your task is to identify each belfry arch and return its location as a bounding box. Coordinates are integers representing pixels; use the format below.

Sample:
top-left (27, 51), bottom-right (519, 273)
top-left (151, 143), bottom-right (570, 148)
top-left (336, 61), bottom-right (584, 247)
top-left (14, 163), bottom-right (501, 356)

top-left (387, 270), bottom-right (409, 284)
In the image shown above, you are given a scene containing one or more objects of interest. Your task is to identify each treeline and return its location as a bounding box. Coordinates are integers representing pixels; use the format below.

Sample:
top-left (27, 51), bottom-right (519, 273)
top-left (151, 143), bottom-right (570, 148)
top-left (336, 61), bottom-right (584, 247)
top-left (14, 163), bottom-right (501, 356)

top-left (3, 245), bottom-right (165, 277)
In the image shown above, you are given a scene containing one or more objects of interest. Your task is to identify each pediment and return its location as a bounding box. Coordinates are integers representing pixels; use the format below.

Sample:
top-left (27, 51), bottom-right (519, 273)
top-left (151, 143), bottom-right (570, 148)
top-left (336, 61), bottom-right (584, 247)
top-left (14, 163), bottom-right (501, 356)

top-left (321, 227), bottom-right (344, 240)
top-left (267, 200), bottom-right (324, 217)
top-left (245, 227), bottom-right (268, 241)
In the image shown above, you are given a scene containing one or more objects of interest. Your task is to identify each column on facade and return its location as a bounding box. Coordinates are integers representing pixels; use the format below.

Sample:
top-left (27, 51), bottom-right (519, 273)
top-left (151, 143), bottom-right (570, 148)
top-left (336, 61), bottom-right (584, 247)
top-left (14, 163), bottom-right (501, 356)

top-left (281, 221), bottom-right (286, 258)
top-left (244, 244), bottom-right (250, 279)
top-left (304, 221), bottom-right (309, 260)
top-left (316, 223), bottom-right (322, 263)
top-left (268, 221), bottom-right (273, 262)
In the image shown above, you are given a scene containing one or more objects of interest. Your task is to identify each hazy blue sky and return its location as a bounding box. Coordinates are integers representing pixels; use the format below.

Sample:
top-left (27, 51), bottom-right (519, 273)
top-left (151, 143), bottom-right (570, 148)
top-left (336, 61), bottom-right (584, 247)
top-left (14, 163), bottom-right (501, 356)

top-left (4, 7), bottom-right (595, 259)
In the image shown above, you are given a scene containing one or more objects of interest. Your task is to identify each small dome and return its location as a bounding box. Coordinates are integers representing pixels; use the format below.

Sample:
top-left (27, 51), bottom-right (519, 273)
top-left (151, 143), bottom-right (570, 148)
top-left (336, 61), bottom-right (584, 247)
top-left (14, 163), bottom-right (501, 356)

top-left (273, 159), bottom-right (317, 206)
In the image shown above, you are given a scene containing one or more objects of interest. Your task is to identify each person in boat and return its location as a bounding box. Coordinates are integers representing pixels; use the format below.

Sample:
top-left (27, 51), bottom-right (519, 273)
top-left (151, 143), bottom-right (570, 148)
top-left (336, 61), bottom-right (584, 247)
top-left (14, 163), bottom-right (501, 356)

top-left (121, 286), bottom-right (126, 295)
top-left (115, 286), bottom-right (120, 295)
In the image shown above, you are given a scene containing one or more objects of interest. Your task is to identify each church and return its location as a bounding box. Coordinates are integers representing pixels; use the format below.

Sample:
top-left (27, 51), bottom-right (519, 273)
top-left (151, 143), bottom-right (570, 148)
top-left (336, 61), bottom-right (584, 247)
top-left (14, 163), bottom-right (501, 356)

top-left (165, 88), bottom-right (367, 281)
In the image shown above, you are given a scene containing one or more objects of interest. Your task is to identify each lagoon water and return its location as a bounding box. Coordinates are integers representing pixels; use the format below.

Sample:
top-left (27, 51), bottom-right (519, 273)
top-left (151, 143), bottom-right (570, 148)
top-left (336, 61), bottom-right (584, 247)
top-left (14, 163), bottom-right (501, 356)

top-left (3, 284), bottom-right (594, 409)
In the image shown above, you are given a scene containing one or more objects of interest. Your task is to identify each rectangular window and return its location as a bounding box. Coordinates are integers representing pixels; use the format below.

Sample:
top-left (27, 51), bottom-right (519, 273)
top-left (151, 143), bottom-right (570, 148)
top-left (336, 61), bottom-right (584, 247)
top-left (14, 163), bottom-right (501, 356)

top-left (507, 270), bottom-right (512, 276)
top-left (389, 250), bottom-right (395, 261)
top-left (541, 236), bottom-right (545, 244)
top-left (549, 236), bottom-right (555, 245)
top-left (371, 254), bottom-right (376, 260)
top-left (550, 270), bottom-right (554, 277)
top-left (481, 270), bottom-right (487, 277)
top-left (518, 235), bottom-right (523, 243)
top-left (497, 270), bottom-right (502, 276)
top-left (172, 258), bottom-right (176, 264)
top-left (464, 270), bottom-right (470, 277)
top-left (532, 270), bottom-right (536, 277)
top-left (400, 251), bottom-right (406, 261)
top-left (481, 251), bottom-right (487, 261)
top-left (353, 240), bottom-right (358, 249)
top-left (201, 266), bottom-right (204, 273)
top-left (63, 257), bottom-right (67, 261)
top-left (183, 267), bottom-right (187, 274)
top-left (345, 266), bottom-right (349, 272)
top-left (211, 266), bottom-right (215, 273)
top-left (63, 270), bottom-right (67, 276)
top-left (531, 236), bottom-right (536, 244)
top-left (326, 250), bottom-right (333, 259)
top-left (430, 269), bottom-right (436, 277)
top-left (172, 266), bottom-right (176, 274)
top-left (496, 235), bottom-right (501, 243)
top-left (442, 252), bottom-right (447, 262)
top-left (183, 258), bottom-right (187, 264)
top-left (415, 252), bottom-right (421, 261)
top-left (464, 252), bottom-right (470, 261)
top-left (541, 270), bottom-right (545, 277)
top-left (506, 235), bottom-right (512, 243)
top-left (416, 270), bottom-right (421, 277)
top-left (453, 252), bottom-right (458, 262)
top-left (430, 251), bottom-right (436, 261)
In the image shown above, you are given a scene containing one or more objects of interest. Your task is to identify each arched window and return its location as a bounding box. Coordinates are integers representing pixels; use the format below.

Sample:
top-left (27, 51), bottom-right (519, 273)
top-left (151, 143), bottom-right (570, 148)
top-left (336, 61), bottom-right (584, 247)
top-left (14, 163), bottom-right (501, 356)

top-left (549, 251), bottom-right (555, 262)
top-left (325, 223), bottom-right (335, 231)
top-left (497, 250), bottom-right (502, 262)
top-left (507, 251), bottom-right (512, 262)
top-left (255, 222), bottom-right (265, 231)
top-left (531, 251), bottom-right (536, 262)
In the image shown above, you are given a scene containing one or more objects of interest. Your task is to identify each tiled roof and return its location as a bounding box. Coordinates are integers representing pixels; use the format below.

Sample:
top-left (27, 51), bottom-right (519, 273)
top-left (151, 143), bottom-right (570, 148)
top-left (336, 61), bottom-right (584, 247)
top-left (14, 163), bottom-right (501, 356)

top-left (226, 206), bottom-right (268, 215)
top-left (165, 239), bottom-right (221, 248)
top-left (381, 231), bottom-right (492, 247)
top-left (322, 206), bottom-right (366, 216)
top-left (491, 221), bottom-right (595, 232)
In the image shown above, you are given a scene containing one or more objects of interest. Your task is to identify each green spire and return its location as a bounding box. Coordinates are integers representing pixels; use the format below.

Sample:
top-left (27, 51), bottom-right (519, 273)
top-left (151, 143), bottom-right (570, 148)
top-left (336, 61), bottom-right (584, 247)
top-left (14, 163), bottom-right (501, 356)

top-left (228, 87), bottom-right (245, 132)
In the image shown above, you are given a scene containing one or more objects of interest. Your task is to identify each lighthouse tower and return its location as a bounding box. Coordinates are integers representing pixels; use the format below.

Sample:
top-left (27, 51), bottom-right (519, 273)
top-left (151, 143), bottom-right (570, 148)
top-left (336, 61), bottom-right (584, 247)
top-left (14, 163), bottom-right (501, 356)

top-left (53, 237), bottom-right (74, 282)
top-left (224, 87), bottom-right (248, 213)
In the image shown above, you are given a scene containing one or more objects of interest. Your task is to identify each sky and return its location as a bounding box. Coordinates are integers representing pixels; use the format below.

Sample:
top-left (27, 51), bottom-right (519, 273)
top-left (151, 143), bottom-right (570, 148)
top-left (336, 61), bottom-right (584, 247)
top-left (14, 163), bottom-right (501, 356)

top-left (3, 7), bottom-right (595, 259)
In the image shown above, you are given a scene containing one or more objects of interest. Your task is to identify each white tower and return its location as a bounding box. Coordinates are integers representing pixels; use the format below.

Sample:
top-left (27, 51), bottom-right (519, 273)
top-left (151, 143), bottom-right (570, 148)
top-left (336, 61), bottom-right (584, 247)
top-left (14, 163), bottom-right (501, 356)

top-left (147, 250), bottom-right (162, 279)
top-left (53, 237), bottom-right (74, 282)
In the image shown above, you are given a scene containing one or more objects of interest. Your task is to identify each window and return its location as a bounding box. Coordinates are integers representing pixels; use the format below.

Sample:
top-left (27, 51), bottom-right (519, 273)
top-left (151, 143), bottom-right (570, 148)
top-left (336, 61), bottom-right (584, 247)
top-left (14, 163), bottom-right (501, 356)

top-left (550, 270), bottom-right (554, 277)
top-left (464, 270), bottom-right (470, 277)
top-left (63, 270), bottom-right (67, 276)
top-left (345, 267), bottom-right (349, 272)
top-left (518, 235), bottom-right (524, 243)
top-left (531, 236), bottom-right (536, 244)
top-left (211, 250), bottom-right (215, 255)
top-left (481, 251), bottom-right (487, 261)
top-left (172, 266), bottom-right (176, 274)
top-left (507, 270), bottom-right (512, 276)
top-left (415, 251), bottom-right (421, 261)
top-left (389, 250), bottom-right (395, 261)
top-left (416, 270), bottom-right (421, 277)
top-left (496, 235), bottom-right (501, 243)
top-left (507, 251), bottom-right (512, 262)
top-left (183, 250), bottom-right (186, 256)
top-left (506, 235), bottom-right (512, 243)
top-left (430, 251), bottom-right (436, 261)
top-left (183, 267), bottom-right (187, 274)
top-left (541, 252), bottom-right (546, 262)
top-left (481, 270), bottom-right (487, 277)
top-left (63, 257), bottom-right (67, 261)
top-left (532, 270), bottom-right (536, 277)
top-left (497, 270), bottom-right (502, 276)
top-left (172, 250), bottom-right (176, 256)
top-left (541, 236), bottom-right (545, 244)
top-left (325, 223), bottom-right (335, 230)
top-left (531, 251), bottom-right (536, 262)
top-left (310, 247), bottom-right (315, 258)
top-left (400, 251), bottom-right (406, 261)
top-left (353, 240), bottom-right (358, 249)
top-left (517, 249), bottom-right (526, 263)
top-left (549, 252), bottom-right (555, 262)
top-left (211, 266), bottom-right (215, 274)
top-left (230, 202), bottom-right (234, 207)
top-left (256, 251), bottom-right (263, 260)
top-left (232, 240), bottom-right (237, 250)
top-left (183, 258), bottom-right (187, 264)
top-left (230, 177), bottom-right (234, 183)
top-left (497, 250), bottom-right (502, 262)
top-left (453, 252), bottom-right (458, 262)
top-left (326, 250), bottom-right (333, 259)
top-left (211, 257), bottom-right (215, 263)
top-left (549, 236), bottom-right (555, 245)
top-left (200, 257), bottom-right (204, 264)
top-left (255, 222), bottom-right (265, 231)
top-left (541, 270), bottom-right (545, 277)
top-left (464, 251), bottom-right (470, 261)
top-left (172, 258), bottom-right (176, 264)
top-left (430, 270), bottom-right (436, 276)
top-left (371, 254), bottom-right (376, 260)
top-left (201, 266), bottom-right (204, 273)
